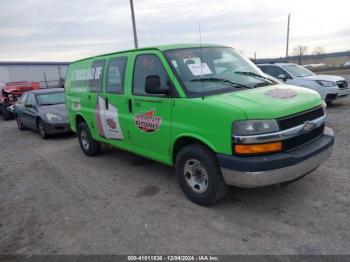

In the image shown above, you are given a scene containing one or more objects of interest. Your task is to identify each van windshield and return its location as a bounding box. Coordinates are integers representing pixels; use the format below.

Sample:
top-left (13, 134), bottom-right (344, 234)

top-left (164, 47), bottom-right (276, 96)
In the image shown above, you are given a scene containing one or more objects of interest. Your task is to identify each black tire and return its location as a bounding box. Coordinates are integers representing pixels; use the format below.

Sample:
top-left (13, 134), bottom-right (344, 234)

top-left (16, 115), bottom-right (26, 131)
top-left (77, 122), bottom-right (101, 156)
top-left (37, 119), bottom-right (48, 139)
top-left (1, 104), bottom-right (11, 121)
top-left (175, 144), bottom-right (228, 206)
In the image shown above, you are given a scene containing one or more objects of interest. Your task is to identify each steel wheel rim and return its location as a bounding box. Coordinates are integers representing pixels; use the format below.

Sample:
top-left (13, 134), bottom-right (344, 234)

top-left (80, 129), bottom-right (90, 150)
top-left (184, 159), bottom-right (209, 193)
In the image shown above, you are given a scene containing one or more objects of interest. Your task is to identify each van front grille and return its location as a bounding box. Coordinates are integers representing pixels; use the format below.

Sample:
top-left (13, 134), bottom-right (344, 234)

top-left (277, 106), bottom-right (324, 131)
top-left (283, 124), bottom-right (325, 151)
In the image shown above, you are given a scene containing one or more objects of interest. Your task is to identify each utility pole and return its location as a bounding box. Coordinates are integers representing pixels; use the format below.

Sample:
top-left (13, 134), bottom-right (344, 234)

top-left (58, 66), bottom-right (62, 88)
top-left (129, 0), bottom-right (138, 48)
top-left (43, 72), bottom-right (48, 88)
top-left (58, 66), bottom-right (62, 80)
top-left (285, 13), bottom-right (290, 58)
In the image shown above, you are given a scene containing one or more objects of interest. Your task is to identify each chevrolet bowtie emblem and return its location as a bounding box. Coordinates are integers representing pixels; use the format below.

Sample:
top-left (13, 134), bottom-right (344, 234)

top-left (303, 121), bottom-right (315, 133)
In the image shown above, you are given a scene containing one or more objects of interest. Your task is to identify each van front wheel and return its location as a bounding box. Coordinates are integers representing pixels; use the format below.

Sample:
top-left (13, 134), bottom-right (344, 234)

top-left (78, 122), bottom-right (101, 156)
top-left (175, 144), bottom-right (228, 206)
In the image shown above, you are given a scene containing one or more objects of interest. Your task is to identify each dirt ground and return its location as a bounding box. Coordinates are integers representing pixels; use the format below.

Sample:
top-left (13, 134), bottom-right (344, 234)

top-left (0, 95), bottom-right (350, 255)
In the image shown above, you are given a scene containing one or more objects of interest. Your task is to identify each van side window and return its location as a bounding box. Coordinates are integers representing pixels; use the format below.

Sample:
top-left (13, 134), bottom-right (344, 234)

top-left (133, 54), bottom-right (168, 96)
top-left (106, 57), bottom-right (127, 94)
top-left (89, 59), bottom-right (106, 92)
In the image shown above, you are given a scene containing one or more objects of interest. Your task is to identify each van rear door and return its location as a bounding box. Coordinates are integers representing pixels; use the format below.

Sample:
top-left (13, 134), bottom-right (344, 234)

top-left (85, 59), bottom-right (106, 140)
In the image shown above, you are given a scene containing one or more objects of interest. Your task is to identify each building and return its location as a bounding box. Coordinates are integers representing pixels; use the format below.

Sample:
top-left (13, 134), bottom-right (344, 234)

top-left (0, 61), bottom-right (70, 88)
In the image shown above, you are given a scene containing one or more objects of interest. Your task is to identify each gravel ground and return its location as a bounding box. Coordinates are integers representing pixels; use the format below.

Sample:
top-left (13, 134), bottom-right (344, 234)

top-left (0, 96), bottom-right (350, 255)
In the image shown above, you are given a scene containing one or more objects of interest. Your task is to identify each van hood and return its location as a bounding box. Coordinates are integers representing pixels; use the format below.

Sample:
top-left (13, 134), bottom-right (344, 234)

top-left (303, 74), bottom-right (345, 82)
top-left (208, 84), bottom-right (321, 119)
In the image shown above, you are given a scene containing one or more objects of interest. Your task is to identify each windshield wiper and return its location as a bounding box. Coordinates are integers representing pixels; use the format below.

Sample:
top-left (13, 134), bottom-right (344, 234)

top-left (234, 71), bottom-right (276, 84)
top-left (190, 77), bottom-right (251, 89)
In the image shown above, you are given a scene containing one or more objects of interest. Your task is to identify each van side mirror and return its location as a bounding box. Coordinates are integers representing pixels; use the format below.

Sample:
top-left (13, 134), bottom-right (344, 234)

top-left (145, 75), bottom-right (169, 95)
top-left (278, 74), bottom-right (287, 82)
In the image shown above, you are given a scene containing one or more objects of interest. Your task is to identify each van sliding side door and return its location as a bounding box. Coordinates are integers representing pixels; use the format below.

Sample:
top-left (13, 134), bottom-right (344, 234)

top-left (96, 55), bottom-right (130, 148)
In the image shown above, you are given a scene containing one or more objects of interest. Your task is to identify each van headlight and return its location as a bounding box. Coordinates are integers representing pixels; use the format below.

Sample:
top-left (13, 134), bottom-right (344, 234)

top-left (46, 113), bottom-right (62, 122)
top-left (233, 120), bottom-right (279, 136)
top-left (316, 80), bottom-right (336, 87)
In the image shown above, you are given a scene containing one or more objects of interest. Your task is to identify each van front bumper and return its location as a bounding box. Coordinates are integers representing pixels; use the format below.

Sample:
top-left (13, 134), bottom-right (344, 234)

top-left (217, 127), bottom-right (334, 188)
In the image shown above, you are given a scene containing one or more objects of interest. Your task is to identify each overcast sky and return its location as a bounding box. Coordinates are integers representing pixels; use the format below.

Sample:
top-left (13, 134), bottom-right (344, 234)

top-left (0, 0), bottom-right (349, 62)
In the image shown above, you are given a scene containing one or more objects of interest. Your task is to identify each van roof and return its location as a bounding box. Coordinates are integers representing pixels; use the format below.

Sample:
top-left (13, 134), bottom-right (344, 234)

top-left (73, 43), bottom-right (228, 63)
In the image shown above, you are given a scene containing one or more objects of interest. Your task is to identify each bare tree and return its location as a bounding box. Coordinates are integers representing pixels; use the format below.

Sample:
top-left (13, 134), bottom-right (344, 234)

top-left (292, 45), bottom-right (309, 65)
top-left (312, 46), bottom-right (325, 55)
top-left (292, 45), bottom-right (309, 56)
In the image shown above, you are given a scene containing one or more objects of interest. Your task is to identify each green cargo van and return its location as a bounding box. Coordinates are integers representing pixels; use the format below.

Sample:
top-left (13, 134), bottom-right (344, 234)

top-left (65, 44), bottom-right (334, 205)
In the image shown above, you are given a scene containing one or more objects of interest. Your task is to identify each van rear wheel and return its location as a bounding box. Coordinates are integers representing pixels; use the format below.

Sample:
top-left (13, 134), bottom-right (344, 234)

top-left (175, 144), bottom-right (228, 206)
top-left (78, 122), bottom-right (101, 156)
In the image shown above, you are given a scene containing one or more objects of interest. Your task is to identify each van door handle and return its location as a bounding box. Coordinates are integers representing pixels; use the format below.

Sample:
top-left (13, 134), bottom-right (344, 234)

top-left (128, 99), bottom-right (132, 113)
top-left (105, 97), bottom-right (109, 110)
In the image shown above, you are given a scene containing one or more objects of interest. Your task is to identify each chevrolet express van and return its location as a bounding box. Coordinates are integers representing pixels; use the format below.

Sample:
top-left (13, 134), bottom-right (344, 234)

top-left (65, 44), bottom-right (334, 205)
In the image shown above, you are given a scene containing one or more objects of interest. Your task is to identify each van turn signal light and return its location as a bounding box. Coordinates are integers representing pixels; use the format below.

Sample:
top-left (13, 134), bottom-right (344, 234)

top-left (235, 142), bottom-right (282, 155)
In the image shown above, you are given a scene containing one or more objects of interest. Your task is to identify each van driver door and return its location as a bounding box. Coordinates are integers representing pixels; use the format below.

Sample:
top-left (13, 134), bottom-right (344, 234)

top-left (128, 52), bottom-right (173, 164)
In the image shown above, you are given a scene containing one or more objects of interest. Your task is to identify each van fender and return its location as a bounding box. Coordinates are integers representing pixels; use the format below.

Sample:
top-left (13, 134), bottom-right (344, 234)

top-left (171, 133), bottom-right (218, 165)
top-left (73, 113), bottom-right (89, 133)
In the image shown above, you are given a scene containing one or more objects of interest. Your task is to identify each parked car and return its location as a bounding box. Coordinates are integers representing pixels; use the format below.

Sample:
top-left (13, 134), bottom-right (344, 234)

top-left (14, 88), bottom-right (69, 138)
top-left (258, 63), bottom-right (349, 103)
top-left (66, 44), bottom-right (334, 205)
top-left (0, 81), bottom-right (40, 120)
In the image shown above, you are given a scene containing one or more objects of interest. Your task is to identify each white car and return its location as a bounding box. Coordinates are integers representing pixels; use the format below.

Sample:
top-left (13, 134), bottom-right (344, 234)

top-left (258, 63), bottom-right (349, 102)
